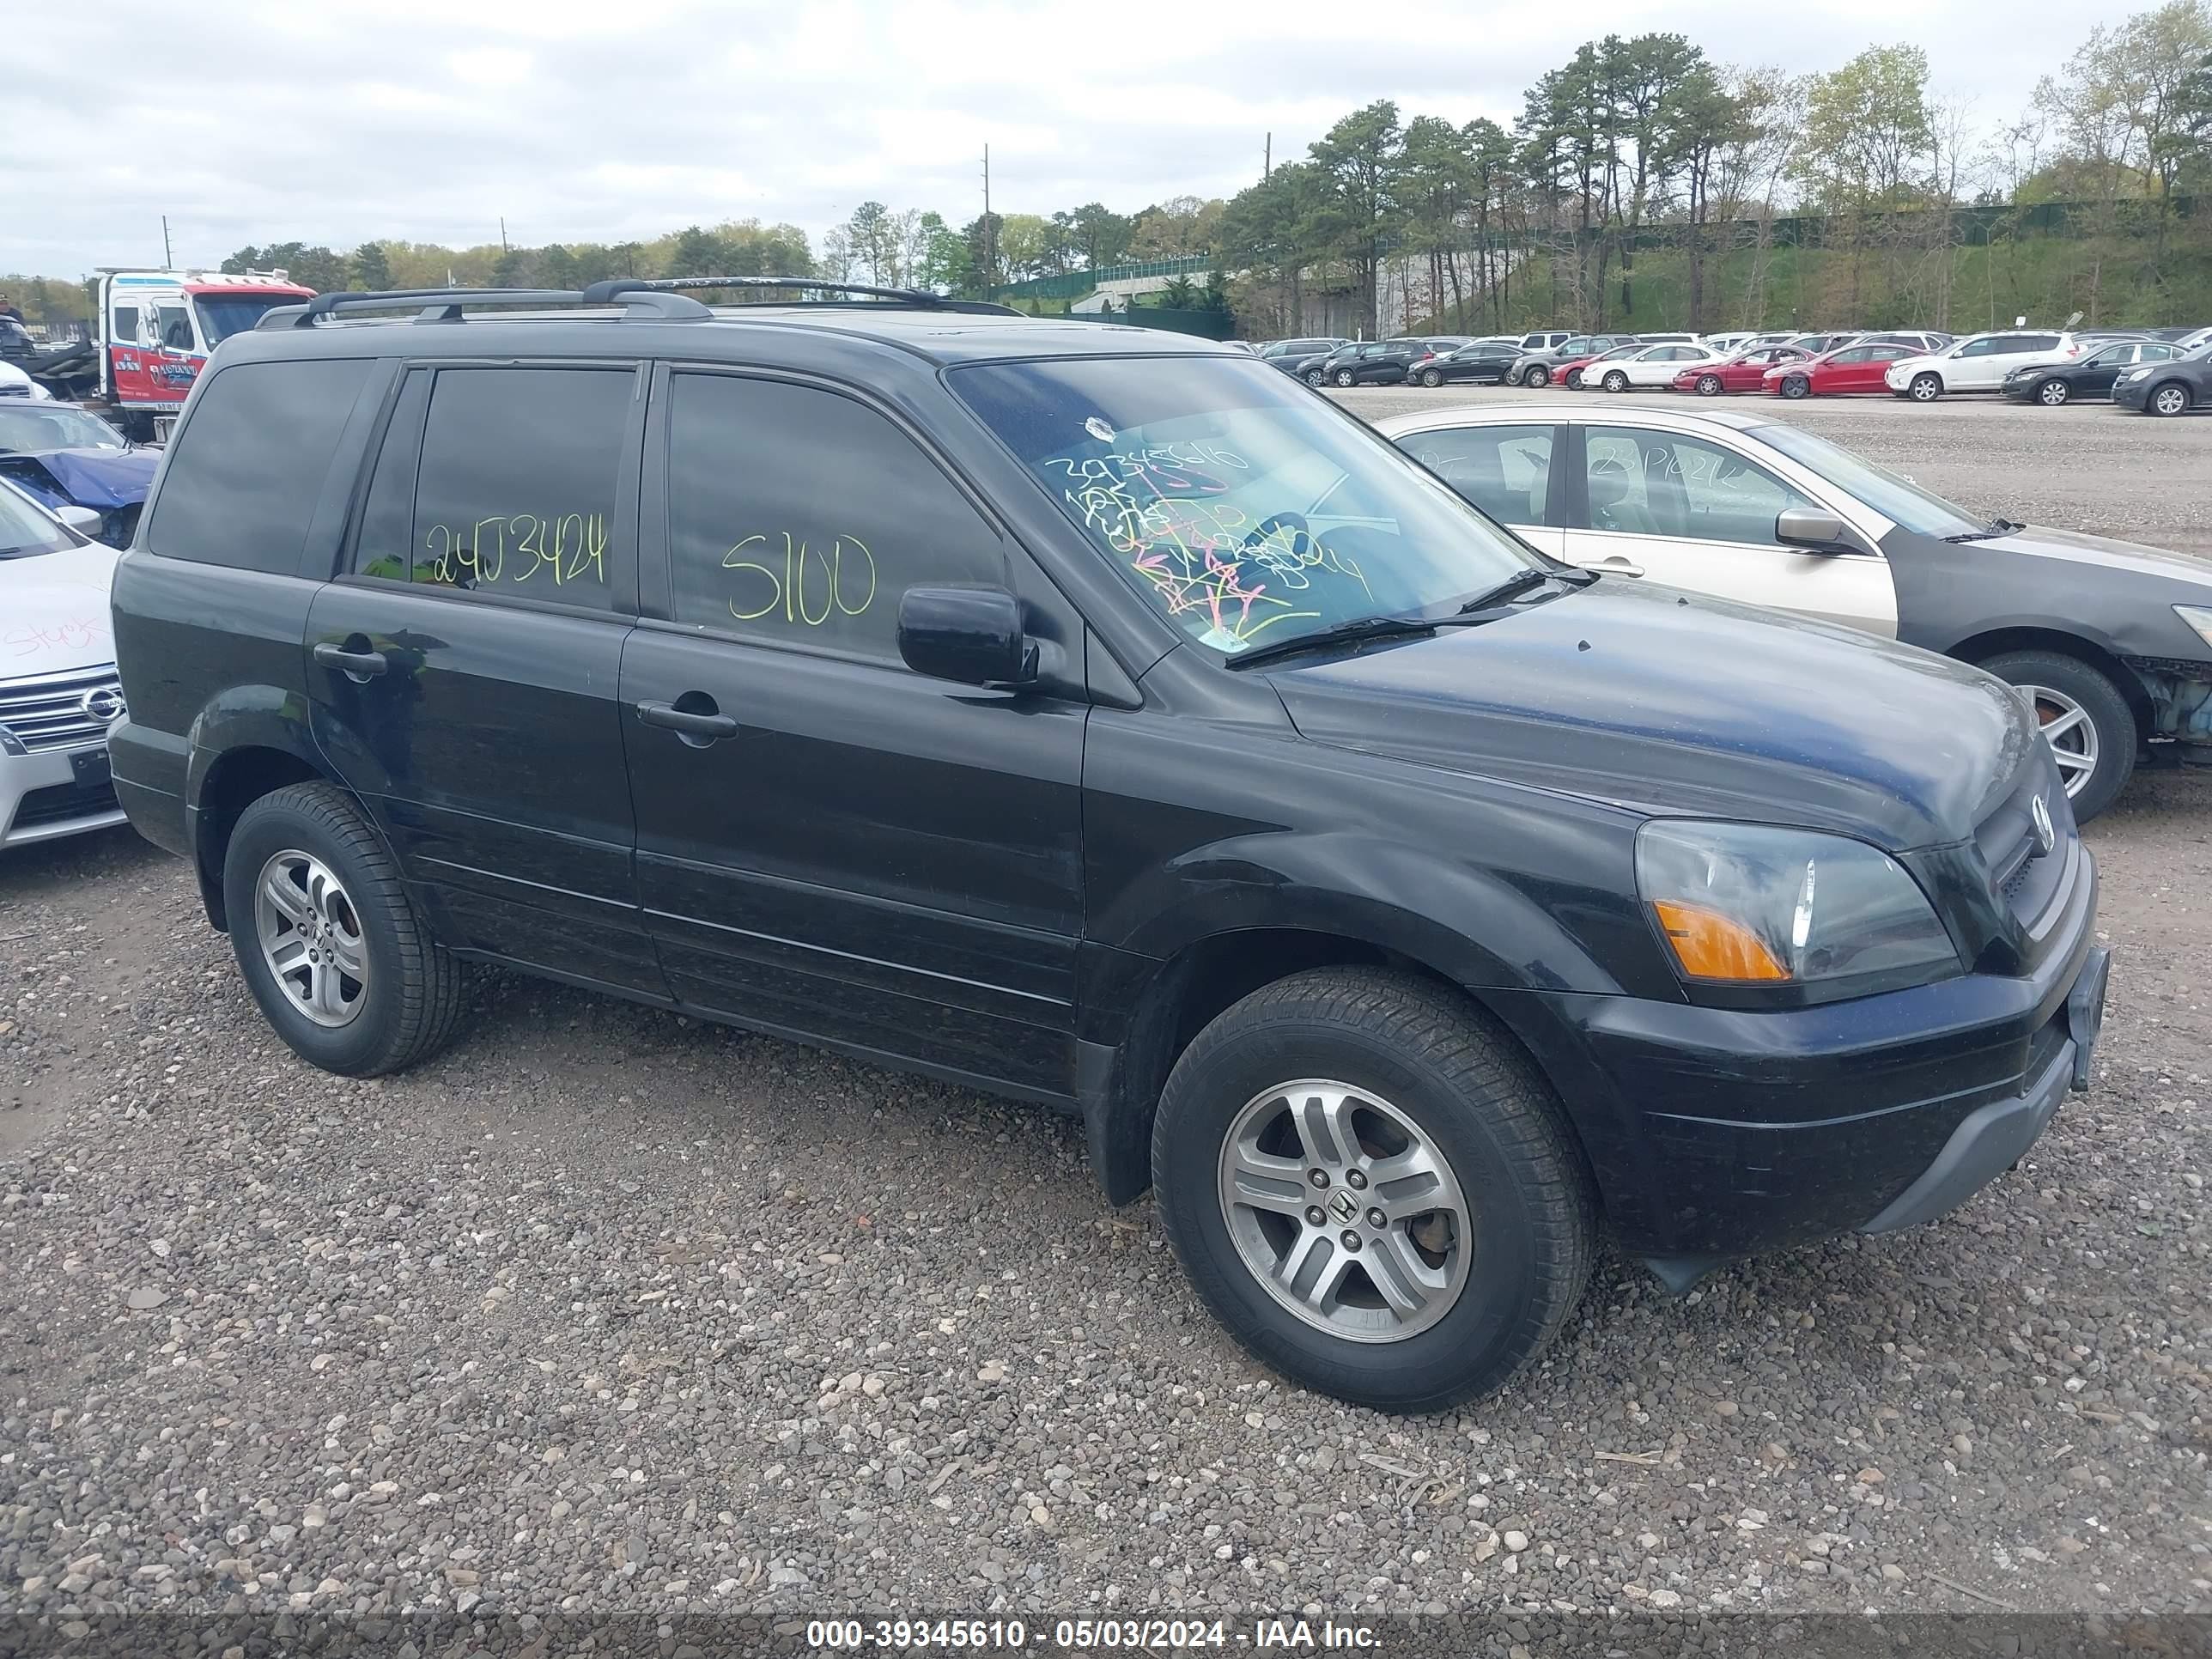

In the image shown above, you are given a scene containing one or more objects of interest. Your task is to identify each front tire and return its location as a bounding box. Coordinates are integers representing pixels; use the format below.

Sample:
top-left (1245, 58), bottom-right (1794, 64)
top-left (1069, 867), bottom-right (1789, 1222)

top-left (1601, 370), bottom-right (1629, 392)
top-left (1908, 372), bottom-right (1943, 403)
top-left (1304, 369), bottom-right (1325, 386)
top-left (1419, 368), bottom-right (1443, 387)
top-left (2035, 378), bottom-right (2070, 406)
top-left (1695, 374), bottom-right (1723, 397)
top-left (222, 781), bottom-right (469, 1076)
top-left (1977, 650), bottom-right (2138, 823)
top-left (2148, 381), bottom-right (2190, 416)
top-left (1152, 967), bottom-right (1596, 1413)
top-left (1334, 369), bottom-right (1356, 387)
top-left (1524, 365), bottom-right (1551, 387)
top-left (1563, 368), bottom-right (1584, 389)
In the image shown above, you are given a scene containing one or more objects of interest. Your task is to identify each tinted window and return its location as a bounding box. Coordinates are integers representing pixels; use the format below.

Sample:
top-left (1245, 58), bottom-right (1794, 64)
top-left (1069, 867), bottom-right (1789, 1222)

top-left (1585, 427), bottom-right (1818, 547)
top-left (353, 371), bottom-right (431, 581)
top-left (1399, 424), bottom-right (1554, 526)
top-left (666, 373), bottom-right (1005, 662)
top-left (1832, 347), bottom-right (1876, 363)
top-left (146, 358), bottom-right (373, 574)
top-left (404, 368), bottom-right (634, 608)
top-left (2014, 335), bottom-right (2061, 352)
top-left (2142, 343), bottom-right (2176, 361)
top-left (1956, 338), bottom-right (2000, 357)
top-left (112, 305), bottom-right (139, 343)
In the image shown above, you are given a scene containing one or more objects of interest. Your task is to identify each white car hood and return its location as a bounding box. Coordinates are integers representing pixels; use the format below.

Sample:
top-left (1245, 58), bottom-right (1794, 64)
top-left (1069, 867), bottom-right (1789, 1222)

top-left (0, 362), bottom-right (57, 401)
top-left (1, 542), bottom-right (122, 678)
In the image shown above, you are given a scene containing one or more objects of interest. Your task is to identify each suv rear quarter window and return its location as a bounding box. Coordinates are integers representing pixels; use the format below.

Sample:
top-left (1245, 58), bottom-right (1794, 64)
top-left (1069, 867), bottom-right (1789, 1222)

top-left (144, 358), bottom-right (374, 574)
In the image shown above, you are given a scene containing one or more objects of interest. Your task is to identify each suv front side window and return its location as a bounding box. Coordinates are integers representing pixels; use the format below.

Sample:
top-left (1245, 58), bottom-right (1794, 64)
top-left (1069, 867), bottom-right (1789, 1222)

top-left (664, 372), bottom-right (1006, 663)
top-left (369, 367), bottom-right (636, 610)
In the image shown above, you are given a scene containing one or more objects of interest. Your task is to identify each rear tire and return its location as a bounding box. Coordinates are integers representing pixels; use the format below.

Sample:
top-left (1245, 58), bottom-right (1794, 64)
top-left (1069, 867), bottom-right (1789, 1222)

top-left (1152, 967), bottom-right (1596, 1413)
top-left (1976, 650), bottom-right (2138, 823)
top-left (222, 781), bottom-right (469, 1076)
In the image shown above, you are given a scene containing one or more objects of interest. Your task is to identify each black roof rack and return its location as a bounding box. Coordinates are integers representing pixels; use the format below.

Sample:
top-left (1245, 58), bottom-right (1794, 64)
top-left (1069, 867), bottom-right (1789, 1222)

top-left (256, 286), bottom-right (713, 330)
top-left (580, 276), bottom-right (1019, 316)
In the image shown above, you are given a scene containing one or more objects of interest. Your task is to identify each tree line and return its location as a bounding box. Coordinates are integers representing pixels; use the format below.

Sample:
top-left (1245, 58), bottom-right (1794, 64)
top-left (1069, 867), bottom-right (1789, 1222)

top-left (8, 0), bottom-right (2206, 336)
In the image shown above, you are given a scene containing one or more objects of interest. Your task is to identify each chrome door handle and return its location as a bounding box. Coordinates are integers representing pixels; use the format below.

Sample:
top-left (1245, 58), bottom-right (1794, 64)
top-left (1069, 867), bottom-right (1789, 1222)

top-left (313, 641), bottom-right (388, 679)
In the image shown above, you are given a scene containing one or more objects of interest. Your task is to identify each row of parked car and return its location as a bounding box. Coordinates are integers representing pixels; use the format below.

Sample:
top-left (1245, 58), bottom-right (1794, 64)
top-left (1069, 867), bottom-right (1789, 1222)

top-left (1257, 323), bottom-right (2212, 416)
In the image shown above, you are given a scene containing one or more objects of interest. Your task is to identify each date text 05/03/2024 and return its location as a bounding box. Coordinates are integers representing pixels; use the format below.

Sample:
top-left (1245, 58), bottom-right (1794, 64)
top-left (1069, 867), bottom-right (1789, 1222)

top-left (804, 1617), bottom-right (1382, 1650)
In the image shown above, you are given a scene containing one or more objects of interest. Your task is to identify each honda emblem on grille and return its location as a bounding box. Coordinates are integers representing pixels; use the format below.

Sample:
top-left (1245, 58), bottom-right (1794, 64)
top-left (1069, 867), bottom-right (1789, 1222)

top-left (2029, 793), bottom-right (2056, 857)
top-left (81, 687), bottom-right (126, 725)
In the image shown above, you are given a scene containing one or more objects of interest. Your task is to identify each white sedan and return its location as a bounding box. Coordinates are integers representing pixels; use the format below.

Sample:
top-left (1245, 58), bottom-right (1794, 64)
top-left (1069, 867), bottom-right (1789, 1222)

top-left (0, 362), bottom-right (58, 401)
top-left (1580, 343), bottom-right (1727, 392)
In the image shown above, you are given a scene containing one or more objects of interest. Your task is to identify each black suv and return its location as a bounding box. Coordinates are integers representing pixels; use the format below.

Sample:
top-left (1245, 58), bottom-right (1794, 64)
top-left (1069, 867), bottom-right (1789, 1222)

top-left (110, 280), bottom-right (2108, 1413)
top-left (1314, 339), bottom-right (1431, 386)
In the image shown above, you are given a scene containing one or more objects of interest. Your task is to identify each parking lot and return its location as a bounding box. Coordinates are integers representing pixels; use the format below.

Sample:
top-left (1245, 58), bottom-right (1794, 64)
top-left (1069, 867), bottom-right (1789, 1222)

top-left (3, 394), bottom-right (2209, 1628)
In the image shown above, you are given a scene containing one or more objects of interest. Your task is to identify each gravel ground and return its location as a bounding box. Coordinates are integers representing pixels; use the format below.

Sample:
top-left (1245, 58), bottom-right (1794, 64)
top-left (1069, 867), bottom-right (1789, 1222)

top-left (1329, 386), bottom-right (2212, 558)
top-left (3, 397), bottom-right (2210, 1634)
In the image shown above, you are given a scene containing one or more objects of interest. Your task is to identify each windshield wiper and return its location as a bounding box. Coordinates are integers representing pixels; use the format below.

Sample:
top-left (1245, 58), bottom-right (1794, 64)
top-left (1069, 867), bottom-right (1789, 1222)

top-left (1224, 614), bottom-right (1435, 670)
top-left (1944, 517), bottom-right (2024, 544)
top-left (1450, 565), bottom-right (1592, 616)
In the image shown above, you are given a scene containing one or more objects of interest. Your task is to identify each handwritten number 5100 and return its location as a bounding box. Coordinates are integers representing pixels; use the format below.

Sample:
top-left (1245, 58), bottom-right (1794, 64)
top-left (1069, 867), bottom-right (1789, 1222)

top-left (723, 533), bottom-right (878, 627)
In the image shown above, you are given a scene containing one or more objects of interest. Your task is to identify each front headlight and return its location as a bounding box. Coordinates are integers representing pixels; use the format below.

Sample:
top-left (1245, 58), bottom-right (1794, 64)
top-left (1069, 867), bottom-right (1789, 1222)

top-left (2119, 367), bottom-right (2151, 381)
top-left (1637, 821), bottom-right (1960, 1000)
top-left (2177, 604), bottom-right (2212, 651)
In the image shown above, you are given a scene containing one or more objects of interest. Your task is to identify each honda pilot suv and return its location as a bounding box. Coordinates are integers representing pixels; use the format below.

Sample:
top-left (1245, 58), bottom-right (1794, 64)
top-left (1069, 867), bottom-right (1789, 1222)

top-left (108, 280), bottom-right (2109, 1412)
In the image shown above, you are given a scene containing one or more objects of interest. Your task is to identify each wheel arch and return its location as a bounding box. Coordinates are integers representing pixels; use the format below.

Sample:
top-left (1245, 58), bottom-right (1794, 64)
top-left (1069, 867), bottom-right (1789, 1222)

top-left (187, 735), bottom-right (339, 932)
top-left (1950, 626), bottom-right (2154, 738)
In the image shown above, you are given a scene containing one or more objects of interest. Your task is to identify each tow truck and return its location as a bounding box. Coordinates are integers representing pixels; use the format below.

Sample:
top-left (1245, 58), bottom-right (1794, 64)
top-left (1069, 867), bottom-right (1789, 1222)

top-left (13, 269), bottom-right (315, 441)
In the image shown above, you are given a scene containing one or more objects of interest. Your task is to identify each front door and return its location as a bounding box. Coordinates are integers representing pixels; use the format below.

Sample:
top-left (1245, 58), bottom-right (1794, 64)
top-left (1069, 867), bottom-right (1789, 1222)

top-left (307, 361), bottom-right (663, 994)
top-left (620, 366), bottom-right (1088, 1099)
top-left (1393, 422), bottom-right (1566, 556)
top-left (1563, 422), bottom-right (1898, 635)
top-left (1826, 343), bottom-right (1911, 393)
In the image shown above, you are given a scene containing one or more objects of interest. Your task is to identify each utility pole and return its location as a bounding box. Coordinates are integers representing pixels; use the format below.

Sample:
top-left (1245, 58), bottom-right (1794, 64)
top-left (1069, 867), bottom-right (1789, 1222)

top-left (1264, 132), bottom-right (1271, 181)
top-left (500, 217), bottom-right (509, 254)
top-left (981, 145), bottom-right (994, 294)
top-left (161, 216), bottom-right (173, 270)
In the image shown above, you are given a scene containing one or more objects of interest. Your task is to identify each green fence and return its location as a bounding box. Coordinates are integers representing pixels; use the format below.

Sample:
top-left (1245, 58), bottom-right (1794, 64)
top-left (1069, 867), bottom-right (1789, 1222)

top-left (1089, 307), bottom-right (1237, 340)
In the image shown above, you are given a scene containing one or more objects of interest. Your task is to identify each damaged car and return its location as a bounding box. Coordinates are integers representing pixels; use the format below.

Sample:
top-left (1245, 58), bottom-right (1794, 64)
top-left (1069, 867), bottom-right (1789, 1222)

top-left (1381, 402), bottom-right (2212, 819)
top-left (0, 401), bottom-right (160, 549)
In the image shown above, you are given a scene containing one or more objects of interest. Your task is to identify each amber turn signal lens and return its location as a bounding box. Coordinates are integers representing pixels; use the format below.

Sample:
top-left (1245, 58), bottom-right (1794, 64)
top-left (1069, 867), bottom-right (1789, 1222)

top-left (1652, 900), bottom-right (1790, 981)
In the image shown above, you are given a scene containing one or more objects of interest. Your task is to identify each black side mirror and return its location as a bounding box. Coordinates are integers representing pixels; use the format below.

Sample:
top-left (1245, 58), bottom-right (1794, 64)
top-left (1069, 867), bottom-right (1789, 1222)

top-left (897, 586), bottom-right (1036, 688)
top-left (1776, 506), bottom-right (1851, 552)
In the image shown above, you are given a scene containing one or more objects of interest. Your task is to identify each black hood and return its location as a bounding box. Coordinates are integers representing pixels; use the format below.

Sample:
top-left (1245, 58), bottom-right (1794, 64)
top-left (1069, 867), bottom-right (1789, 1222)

top-left (1266, 579), bottom-right (2038, 850)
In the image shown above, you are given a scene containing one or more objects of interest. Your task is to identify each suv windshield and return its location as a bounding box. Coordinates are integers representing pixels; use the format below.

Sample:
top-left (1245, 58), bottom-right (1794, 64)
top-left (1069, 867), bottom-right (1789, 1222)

top-left (0, 483), bottom-right (80, 560)
top-left (952, 356), bottom-right (1540, 655)
top-left (192, 294), bottom-right (295, 345)
top-left (1755, 424), bottom-right (1985, 539)
top-left (0, 404), bottom-right (128, 453)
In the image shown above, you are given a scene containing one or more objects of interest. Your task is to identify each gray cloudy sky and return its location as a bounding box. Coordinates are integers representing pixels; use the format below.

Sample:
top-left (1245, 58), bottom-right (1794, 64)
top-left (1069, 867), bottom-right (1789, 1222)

top-left (3, 0), bottom-right (2139, 279)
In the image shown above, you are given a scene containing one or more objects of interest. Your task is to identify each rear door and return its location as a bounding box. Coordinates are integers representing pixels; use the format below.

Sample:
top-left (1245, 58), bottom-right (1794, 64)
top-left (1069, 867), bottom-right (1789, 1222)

top-left (1392, 422), bottom-right (1566, 556)
top-left (619, 365), bottom-right (1088, 1098)
top-left (1562, 421), bottom-right (1898, 633)
top-left (307, 361), bottom-right (663, 994)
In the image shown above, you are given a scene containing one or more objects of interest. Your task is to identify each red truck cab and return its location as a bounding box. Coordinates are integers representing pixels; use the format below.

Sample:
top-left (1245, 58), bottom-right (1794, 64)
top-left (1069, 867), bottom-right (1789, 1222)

top-left (94, 270), bottom-right (315, 438)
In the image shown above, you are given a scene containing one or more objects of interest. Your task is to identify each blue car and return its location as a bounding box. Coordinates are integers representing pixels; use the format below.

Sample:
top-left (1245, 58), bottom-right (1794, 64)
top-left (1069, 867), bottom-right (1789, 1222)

top-left (0, 399), bottom-right (160, 548)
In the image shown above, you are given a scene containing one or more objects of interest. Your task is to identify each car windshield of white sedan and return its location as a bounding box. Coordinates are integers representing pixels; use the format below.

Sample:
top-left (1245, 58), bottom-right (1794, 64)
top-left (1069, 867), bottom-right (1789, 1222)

top-left (953, 356), bottom-right (1540, 655)
top-left (1756, 424), bottom-right (1986, 538)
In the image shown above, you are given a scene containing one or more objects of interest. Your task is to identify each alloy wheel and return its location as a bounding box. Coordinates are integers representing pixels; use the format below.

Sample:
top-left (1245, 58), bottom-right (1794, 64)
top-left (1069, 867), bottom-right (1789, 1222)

top-left (254, 849), bottom-right (369, 1027)
top-left (1696, 375), bottom-right (1723, 396)
top-left (1304, 370), bottom-right (1325, 386)
top-left (2037, 379), bottom-right (2070, 406)
top-left (1421, 369), bottom-right (1443, 387)
top-left (2152, 384), bottom-right (2188, 416)
top-left (1782, 376), bottom-right (1809, 399)
top-left (1526, 367), bottom-right (1549, 386)
top-left (1335, 370), bottom-right (1356, 387)
top-left (1602, 371), bottom-right (1628, 392)
top-left (1910, 374), bottom-right (1942, 402)
top-left (2021, 684), bottom-right (2099, 799)
top-left (1216, 1079), bottom-right (1472, 1343)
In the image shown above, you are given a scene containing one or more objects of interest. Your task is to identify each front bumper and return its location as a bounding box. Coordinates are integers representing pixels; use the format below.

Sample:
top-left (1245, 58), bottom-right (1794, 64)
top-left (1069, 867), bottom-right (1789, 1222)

top-left (2, 741), bottom-right (126, 848)
top-left (1499, 846), bottom-right (2102, 1267)
top-left (2112, 378), bottom-right (2153, 410)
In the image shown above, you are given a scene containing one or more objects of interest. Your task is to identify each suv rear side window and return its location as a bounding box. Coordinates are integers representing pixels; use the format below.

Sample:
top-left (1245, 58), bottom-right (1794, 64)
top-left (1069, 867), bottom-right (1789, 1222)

top-left (396, 367), bottom-right (635, 608)
top-left (664, 372), bottom-right (1004, 663)
top-left (145, 358), bottom-right (373, 574)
